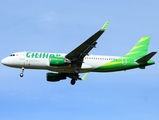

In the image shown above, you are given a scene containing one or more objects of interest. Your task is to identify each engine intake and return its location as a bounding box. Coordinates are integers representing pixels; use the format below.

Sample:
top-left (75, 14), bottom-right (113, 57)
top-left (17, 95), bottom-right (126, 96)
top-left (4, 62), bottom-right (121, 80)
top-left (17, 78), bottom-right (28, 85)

top-left (46, 73), bottom-right (66, 82)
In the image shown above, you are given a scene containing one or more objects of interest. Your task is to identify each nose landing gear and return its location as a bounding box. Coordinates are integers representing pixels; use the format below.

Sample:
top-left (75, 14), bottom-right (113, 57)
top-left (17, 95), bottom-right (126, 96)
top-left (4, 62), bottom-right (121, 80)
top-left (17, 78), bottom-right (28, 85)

top-left (20, 67), bottom-right (24, 77)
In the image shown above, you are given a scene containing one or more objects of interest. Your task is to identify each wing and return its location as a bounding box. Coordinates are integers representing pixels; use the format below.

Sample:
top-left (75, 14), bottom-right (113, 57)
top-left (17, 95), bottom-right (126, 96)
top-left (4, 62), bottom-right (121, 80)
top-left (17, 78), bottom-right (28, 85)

top-left (66, 20), bottom-right (110, 67)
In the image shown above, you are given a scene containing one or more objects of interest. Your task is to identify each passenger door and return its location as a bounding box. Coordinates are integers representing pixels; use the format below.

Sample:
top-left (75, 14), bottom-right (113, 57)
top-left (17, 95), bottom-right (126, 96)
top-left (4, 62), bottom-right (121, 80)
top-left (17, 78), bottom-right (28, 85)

top-left (20, 52), bottom-right (25, 66)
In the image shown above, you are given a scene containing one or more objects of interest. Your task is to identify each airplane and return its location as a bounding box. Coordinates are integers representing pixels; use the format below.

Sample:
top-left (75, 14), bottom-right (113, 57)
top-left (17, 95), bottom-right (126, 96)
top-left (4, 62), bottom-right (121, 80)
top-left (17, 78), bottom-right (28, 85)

top-left (1, 20), bottom-right (157, 85)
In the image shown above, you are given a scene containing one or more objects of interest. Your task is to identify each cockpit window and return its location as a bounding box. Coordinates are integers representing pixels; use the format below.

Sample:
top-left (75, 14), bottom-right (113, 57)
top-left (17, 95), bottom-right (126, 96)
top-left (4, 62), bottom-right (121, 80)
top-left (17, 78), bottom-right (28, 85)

top-left (10, 54), bottom-right (15, 56)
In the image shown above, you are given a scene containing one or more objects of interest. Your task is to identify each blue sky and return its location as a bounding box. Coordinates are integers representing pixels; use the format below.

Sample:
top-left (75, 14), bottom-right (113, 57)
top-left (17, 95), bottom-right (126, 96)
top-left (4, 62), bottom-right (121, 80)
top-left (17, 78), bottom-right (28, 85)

top-left (0, 0), bottom-right (159, 120)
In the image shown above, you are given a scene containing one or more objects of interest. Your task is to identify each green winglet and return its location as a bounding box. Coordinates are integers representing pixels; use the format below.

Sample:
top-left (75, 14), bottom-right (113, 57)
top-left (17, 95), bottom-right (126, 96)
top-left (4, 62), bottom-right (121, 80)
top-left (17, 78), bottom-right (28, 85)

top-left (82, 73), bottom-right (89, 80)
top-left (101, 20), bottom-right (110, 31)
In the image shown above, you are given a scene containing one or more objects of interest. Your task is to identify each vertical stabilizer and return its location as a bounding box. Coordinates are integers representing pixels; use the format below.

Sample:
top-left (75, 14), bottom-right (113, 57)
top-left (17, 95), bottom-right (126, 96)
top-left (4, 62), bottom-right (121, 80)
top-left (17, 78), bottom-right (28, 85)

top-left (125, 36), bottom-right (150, 58)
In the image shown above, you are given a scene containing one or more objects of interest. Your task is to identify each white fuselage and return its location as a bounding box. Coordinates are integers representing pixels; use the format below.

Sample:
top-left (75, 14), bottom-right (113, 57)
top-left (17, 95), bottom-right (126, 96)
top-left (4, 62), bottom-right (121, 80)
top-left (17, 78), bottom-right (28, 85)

top-left (1, 52), bottom-right (120, 73)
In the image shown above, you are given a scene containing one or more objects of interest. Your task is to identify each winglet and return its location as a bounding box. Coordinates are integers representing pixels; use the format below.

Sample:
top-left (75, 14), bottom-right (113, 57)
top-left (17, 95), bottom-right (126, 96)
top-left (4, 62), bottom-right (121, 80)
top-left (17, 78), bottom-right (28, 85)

top-left (82, 73), bottom-right (89, 80)
top-left (101, 20), bottom-right (110, 31)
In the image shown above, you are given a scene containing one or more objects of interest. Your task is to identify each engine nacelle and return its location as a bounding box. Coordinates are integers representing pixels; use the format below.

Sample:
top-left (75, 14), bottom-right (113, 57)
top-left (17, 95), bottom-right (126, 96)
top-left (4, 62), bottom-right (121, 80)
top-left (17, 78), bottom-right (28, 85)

top-left (46, 73), bottom-right (66, 82)
top-left (49, 57), bottom-right (71, 66)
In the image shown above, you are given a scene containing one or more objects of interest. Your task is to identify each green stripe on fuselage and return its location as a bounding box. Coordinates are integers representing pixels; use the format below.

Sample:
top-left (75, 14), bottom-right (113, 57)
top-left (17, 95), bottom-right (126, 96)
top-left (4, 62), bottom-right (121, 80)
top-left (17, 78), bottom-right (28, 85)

top-left (93, 57), bottom-right (136, 72)
top-left (92, 56), bottom-right (154, 72)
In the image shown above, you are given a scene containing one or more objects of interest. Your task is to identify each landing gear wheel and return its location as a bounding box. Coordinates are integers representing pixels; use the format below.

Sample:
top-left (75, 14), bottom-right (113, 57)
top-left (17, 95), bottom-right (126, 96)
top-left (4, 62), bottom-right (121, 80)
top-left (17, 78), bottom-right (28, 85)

top-left (20, 67), bottom-right (24, 77)
top-left (20, 73), bottom-right (24, 77)
top-left (70, 79), bottom-right (76, 85)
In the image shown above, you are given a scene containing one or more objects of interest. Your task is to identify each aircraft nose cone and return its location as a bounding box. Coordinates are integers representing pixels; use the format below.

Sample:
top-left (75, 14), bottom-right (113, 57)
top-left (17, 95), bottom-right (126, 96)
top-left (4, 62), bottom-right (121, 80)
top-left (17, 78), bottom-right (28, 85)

top-left (1, 58), bottom-right (7, 65)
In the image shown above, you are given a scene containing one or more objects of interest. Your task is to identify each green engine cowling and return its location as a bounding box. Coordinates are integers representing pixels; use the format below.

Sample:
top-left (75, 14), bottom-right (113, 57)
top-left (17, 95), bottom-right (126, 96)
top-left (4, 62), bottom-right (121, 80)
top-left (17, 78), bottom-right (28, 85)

top-left (46, 73), bottom-right (66, 82)
top-left (49, 57), bottom-right (71, 66)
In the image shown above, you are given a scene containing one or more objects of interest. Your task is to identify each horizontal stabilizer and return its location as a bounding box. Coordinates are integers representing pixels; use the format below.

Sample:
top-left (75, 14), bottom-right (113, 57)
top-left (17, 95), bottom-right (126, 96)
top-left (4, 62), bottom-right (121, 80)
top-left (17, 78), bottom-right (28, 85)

top-left (136, 52), bottom-right (157, 63)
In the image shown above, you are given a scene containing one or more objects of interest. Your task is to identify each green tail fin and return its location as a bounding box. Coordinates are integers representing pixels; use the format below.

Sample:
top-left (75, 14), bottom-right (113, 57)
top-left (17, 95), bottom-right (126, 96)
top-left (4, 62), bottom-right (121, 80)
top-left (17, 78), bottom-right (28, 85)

top-left (125, 36), bottom-right (150, 58)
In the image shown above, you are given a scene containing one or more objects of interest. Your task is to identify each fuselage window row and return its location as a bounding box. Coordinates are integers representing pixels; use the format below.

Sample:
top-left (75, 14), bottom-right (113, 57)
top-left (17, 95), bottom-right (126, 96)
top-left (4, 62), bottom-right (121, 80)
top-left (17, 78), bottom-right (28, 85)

top-left (84, 57), bottom-right (117, 60)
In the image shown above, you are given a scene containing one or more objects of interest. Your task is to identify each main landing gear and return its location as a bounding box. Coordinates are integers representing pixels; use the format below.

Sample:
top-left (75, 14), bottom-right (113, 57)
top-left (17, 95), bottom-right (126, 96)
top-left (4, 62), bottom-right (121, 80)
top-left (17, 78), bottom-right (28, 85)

top-left (74, 69), bottom-right (79, 75)
top-left (70, 68), bottom-right (79, 85)
top-left (20, 67), bottom-right (24, 77)
top-left (70, 79), bottom-right (76, 85)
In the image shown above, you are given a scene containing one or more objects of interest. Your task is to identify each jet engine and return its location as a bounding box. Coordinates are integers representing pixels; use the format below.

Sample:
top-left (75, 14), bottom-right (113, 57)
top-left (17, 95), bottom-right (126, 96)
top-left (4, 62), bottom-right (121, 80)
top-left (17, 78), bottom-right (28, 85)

top-left (49, 57), bottom-right (71, 66)
top-left (46, 73), bottom-right (66, 82)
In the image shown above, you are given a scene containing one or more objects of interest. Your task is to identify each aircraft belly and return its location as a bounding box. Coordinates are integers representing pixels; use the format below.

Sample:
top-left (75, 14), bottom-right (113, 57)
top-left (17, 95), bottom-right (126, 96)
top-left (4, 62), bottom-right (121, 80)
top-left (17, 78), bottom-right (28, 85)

top-left (46, 66), bottom-right (91, 73)
top-left (47, 60), bottom-right (110, 73)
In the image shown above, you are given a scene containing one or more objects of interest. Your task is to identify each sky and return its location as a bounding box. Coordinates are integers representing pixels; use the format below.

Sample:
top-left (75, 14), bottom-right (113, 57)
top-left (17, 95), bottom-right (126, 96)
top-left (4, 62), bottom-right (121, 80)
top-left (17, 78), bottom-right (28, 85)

top-left (0, 0), bottom-right (159, 120)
